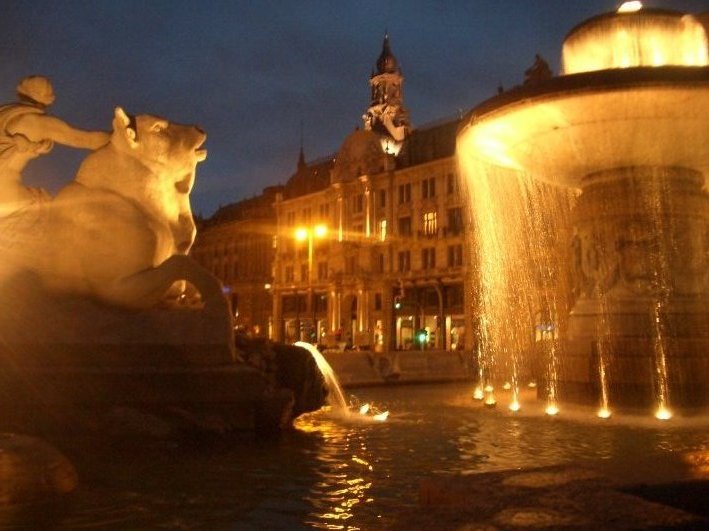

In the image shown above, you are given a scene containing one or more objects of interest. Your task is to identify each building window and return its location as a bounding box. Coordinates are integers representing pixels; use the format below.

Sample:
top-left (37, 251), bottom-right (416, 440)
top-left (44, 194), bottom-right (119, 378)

top-left (447, 244), bottom-right (463, 267)
top-left (315, 294), bottom-right (328, 313)
top-left (345, 255), bottom-right (357, 274)
top-left (378, 219), bottom-right (387, 241)
top-left (398, 216), bottom-right (412, 236)
top-left (398, 183), bottom-right (411, 204)
top-left (286, 211), bottom-right (296, 226)
top-left (285, 266), bottom-right (294, 282)
top-left (300, 264), bottom-right (309, 282)
top-left (319, 203), bottom-right (330, 219)
top-left (283, 294), bottom-right (307, 314)
top-left (375, 293), bottom-right (383, 311)
top-left (353, 194), bottom-right (364, 214)
top-left (446, 172), bottom-right (459, 195)
top-left (422, 177), bottom-right (436, 199)
top-left (446, 284), bottom-right (464, 308)
top-left (422, 247), bottom-right (436, 269)
top-left (302, 207), bottom-right (312, 224)
top-left (377, 252), bottom-right (385, 273)
top-left (378, 190), bottom-right (386, 208)
top-left (423, 211), bottom-right (437, 236)
top-left (398, 250), bottom-right (411, 272)
top-left (447, 207), bottom-right (463, 235)
top-left (317, 261), bottom-right (328, 280)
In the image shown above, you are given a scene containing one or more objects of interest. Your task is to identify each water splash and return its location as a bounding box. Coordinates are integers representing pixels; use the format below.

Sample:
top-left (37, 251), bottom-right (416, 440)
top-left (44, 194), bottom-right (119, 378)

top-left (595, 293), bottom-right (612, 418)
top-left (348, 395), bottom-right (390, 422)
top-left (642, 171), bottom-right (674, 418)
top-left (295, 341), bottom-right (349, 414)
top-left (651, 300), bottom-right (671, 418)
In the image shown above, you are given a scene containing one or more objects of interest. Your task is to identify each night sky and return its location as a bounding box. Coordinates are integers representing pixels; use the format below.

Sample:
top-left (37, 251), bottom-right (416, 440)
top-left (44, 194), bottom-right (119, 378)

top-left (2, 0), bottom-right (707, 216)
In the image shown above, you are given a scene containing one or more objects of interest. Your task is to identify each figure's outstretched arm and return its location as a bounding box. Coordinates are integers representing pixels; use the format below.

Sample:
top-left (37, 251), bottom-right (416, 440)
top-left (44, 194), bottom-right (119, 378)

top-left (7, 113), bottom-right (109, 150)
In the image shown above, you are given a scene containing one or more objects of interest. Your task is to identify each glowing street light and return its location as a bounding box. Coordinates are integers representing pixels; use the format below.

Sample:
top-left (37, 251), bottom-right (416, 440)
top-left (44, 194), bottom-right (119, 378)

top-left (295, 224), bottom-right (328, 343)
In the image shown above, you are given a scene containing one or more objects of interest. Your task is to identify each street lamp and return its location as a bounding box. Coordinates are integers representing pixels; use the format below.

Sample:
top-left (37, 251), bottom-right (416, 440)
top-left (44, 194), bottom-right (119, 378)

top-left (295, 224), bottom-right (328, 343)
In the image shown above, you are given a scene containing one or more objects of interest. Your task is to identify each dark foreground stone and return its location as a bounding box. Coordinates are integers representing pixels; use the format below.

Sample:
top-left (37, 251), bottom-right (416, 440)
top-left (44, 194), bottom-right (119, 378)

top-left (0, 433), bottom-right (77, 506)
top-left (0, 274), bottom-right (327, 441)
top-left (388, 453), bottom-right (709, 530)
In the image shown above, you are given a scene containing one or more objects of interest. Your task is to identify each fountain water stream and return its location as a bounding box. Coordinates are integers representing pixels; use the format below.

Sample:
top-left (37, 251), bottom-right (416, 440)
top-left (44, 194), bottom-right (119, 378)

top-left (295, 342), bottom-right (391, 422)
top-left (295, 342), bottom-right (350, 414)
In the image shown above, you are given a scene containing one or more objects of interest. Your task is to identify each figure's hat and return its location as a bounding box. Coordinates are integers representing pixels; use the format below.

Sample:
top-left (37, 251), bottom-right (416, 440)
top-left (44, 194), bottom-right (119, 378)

top-left (16, 76), bottom-right (55, 106)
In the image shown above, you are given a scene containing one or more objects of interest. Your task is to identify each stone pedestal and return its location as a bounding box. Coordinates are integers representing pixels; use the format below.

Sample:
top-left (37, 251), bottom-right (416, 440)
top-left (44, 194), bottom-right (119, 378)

top-left (0, 274), bottom-right (266, 436)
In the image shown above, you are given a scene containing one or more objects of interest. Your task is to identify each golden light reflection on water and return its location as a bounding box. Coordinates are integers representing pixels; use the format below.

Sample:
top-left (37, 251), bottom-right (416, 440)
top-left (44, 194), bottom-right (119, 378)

top-left (293, 384), bottom-right (708, 529)
top-left (682, 450), bottom-right (709, 478)
top-left (295, 403), bottom-right (390, 528)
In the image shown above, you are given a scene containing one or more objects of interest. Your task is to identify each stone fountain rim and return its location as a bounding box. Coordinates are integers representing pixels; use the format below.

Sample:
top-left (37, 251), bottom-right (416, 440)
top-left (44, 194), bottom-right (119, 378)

top-left (458, 66), bottom-right (709, 138)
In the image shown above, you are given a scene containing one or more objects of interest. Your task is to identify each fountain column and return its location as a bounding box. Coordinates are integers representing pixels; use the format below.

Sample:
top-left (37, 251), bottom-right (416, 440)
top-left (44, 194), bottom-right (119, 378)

top-left (566, 167), bottom-right (709, 407)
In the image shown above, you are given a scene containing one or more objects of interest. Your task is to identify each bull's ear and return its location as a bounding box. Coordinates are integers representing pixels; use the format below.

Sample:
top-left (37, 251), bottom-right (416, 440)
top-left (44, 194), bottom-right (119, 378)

top-left (113, 106), bottom-right (138, 149)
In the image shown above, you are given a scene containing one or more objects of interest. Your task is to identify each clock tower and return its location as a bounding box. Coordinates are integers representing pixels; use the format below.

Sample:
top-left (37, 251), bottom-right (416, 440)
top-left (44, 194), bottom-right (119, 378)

top-left (362, 34), bottom-right (410, 154)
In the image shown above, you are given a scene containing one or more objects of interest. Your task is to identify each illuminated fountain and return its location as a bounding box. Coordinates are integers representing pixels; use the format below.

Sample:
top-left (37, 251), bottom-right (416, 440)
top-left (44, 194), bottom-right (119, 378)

top-left (458, 4), bottom-right (709, 414)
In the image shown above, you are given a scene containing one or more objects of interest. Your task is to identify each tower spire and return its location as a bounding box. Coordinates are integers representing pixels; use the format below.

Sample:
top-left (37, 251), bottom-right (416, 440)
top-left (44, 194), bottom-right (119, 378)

top-left (363, 32), bottom-right (410, 147)
top-left (297, 119), bottom-right (306, 171)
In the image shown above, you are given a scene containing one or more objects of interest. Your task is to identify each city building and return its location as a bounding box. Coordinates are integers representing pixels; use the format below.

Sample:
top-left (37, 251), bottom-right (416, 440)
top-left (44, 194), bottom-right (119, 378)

top-left (191, 187), bottom-right (281, 336)
top-left (271, 35), bottom-right (475, 352)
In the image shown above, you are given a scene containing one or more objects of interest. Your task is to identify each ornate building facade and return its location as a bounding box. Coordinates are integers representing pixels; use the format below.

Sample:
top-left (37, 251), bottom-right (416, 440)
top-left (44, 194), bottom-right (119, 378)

top-left (271, 36), bottom-right (474, 352)
top-left (194, 35), bottom-right (475, 351)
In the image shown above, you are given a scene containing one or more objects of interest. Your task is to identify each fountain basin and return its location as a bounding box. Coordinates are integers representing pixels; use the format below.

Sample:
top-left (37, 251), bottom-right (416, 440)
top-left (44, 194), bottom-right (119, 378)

top-left (458, 67), bottom-right (709, 189)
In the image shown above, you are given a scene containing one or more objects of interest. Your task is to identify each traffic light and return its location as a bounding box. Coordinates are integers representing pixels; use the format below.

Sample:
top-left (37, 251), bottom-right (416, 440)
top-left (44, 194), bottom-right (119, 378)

top-left (416, 328), bottom-right (429, 346)
top-left (393, 282), bottom-right (404, 310)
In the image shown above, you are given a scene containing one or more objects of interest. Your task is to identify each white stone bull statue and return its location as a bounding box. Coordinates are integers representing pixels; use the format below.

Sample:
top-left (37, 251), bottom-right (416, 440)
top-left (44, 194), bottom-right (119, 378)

top-left (1, 106), bottom-right (227, 318)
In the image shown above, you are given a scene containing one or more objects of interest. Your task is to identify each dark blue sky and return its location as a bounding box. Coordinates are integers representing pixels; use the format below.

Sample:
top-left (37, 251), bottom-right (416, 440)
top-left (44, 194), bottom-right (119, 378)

top-left (2, 0), bottom-right (707, 216)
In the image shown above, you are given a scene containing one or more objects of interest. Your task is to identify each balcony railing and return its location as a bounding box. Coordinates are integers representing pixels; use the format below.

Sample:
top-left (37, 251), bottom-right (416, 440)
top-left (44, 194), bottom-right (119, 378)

top-left (417, 228), bottom-right (439, 239)
top-left (442, 226), bottom-right (463, 237)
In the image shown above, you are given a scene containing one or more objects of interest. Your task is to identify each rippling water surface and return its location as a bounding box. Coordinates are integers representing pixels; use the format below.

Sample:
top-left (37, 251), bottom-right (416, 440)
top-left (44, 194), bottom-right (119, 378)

top-left (12, 382), bottom-right (708, 530)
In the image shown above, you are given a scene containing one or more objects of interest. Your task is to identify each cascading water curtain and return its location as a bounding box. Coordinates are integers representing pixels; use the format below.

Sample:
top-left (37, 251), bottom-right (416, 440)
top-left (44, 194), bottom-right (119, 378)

top-left (459, 148), bottom-right (574, 412)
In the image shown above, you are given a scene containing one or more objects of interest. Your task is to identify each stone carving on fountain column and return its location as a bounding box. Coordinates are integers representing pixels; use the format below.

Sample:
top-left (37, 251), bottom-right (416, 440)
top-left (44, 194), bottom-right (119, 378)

top-left (612, 221), bottom-right (658, 298)
top-left (671, 219), bottom-right (709, 296)
top-left (571, 227), bottom-right (618, 299)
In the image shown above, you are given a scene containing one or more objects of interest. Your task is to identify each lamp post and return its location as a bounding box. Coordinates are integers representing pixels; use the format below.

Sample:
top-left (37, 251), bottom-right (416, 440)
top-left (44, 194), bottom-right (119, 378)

top-left (295, 224), bottom-right (327, 343)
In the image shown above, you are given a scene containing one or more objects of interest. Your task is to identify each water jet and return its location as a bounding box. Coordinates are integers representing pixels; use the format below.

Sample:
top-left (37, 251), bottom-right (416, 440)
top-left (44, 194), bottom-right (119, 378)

top-left (295, 341), bottom-right (349, 414)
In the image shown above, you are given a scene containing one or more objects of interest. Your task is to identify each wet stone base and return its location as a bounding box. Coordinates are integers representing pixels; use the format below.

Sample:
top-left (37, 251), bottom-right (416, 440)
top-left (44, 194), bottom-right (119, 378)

top-left (389, 456), bottom-right (709, 530)
top-left (548, 380), bottom-right (709, 414)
